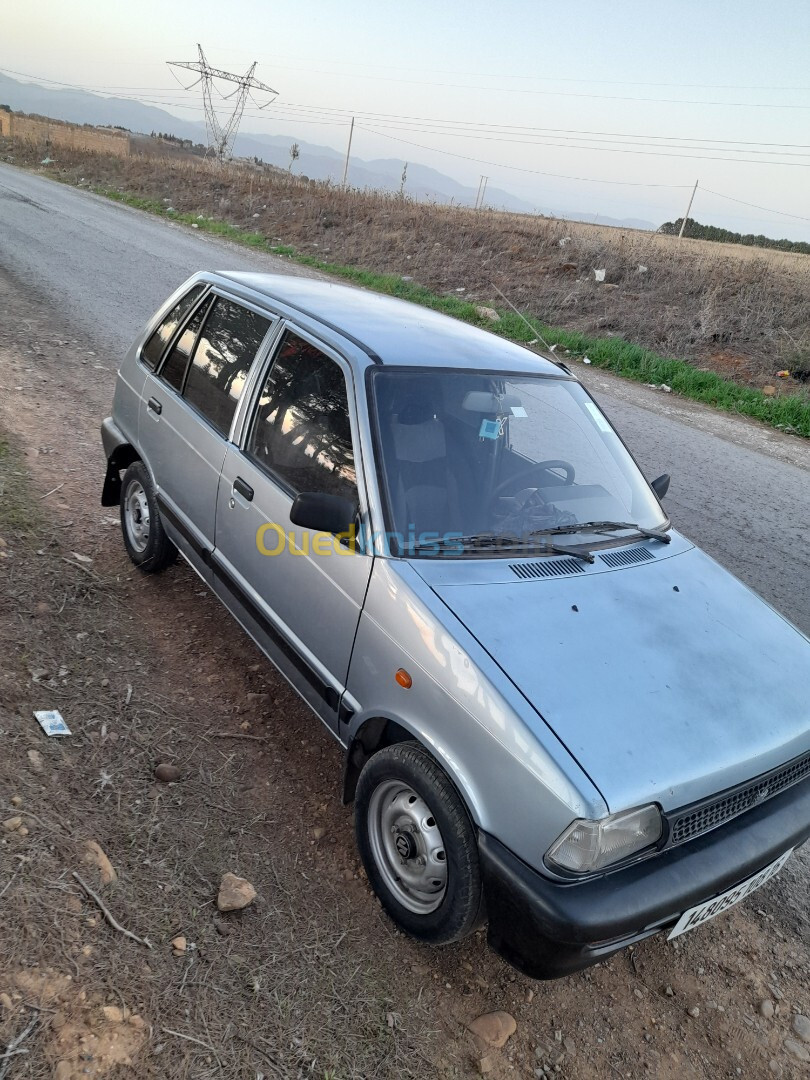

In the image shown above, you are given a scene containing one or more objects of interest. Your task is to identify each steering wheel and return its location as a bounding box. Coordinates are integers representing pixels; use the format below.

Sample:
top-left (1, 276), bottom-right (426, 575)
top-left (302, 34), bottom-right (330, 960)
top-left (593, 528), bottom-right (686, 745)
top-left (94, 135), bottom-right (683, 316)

top-left (491, 459), bottom-right (576, 500)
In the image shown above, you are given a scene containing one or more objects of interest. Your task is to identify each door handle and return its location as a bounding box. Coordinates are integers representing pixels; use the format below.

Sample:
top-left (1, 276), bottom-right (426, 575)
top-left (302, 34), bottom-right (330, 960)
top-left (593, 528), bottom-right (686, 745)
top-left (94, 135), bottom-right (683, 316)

top-left (233, 476), bottom-right (254, 502)
top-left (147, 396), bottom-right (163, 416)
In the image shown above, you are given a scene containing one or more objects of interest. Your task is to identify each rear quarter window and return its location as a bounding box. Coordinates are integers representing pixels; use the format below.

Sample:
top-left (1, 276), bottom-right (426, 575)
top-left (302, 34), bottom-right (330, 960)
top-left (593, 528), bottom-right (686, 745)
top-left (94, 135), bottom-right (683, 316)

top-left (140, 283), bottom-right (206, 369)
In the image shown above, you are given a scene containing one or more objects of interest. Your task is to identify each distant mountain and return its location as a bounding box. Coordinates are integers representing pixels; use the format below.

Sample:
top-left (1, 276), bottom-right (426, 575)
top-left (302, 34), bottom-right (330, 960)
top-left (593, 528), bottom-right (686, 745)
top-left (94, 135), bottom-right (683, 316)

top-left (0, 73), bottom-right (653, 228)
top-left (552, 212), bottom-right (655, 231)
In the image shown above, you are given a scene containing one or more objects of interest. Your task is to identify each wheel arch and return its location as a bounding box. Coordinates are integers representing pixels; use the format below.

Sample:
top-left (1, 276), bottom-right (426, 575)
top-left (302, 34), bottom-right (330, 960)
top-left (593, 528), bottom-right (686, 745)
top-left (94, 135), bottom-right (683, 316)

top-left (342, 714), bottom-right (482, 829)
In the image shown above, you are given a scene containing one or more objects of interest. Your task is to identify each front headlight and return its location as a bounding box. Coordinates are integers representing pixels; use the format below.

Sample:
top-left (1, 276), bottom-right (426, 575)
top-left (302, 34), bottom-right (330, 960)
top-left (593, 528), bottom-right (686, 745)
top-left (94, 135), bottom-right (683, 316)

top-left (545, 805), bottom-right (662, 874)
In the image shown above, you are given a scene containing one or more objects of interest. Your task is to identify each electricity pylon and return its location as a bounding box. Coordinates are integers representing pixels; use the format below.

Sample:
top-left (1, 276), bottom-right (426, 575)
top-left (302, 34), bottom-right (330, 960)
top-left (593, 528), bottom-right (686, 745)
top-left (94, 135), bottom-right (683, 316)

top-left (168, 45), bottom-right (277, 163)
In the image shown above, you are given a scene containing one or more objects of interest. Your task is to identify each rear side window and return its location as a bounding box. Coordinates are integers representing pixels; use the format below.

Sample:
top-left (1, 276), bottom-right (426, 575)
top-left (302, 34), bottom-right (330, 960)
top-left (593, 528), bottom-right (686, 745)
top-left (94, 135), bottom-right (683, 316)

top-left (247, 330), bottom-right (357, 501)
top-left (141, 283), bottom-right (205, 369)
top-left (183, 298), bottom-right (272, 436)
top-left (159, 299), bottom-right (211, 392)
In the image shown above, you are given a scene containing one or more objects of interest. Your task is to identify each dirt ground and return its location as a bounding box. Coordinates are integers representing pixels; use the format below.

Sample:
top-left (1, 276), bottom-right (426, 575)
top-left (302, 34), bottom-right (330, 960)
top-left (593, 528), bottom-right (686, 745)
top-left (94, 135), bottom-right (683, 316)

top-left (0, 265), bottom-right (808, 1079)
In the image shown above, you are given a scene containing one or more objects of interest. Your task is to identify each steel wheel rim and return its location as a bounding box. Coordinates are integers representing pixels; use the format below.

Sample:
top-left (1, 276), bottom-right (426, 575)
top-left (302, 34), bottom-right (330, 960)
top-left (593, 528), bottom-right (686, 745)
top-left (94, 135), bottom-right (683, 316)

top-left (367, 779), bottom-right (448, 914)
top-left (124, 480), bottom-right (150, 553)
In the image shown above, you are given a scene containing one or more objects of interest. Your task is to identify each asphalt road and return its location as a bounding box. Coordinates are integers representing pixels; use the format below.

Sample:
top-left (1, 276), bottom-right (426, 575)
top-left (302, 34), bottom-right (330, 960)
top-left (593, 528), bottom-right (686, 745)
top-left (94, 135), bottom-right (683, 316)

top-left (2, 162), bottom-right (809, 634)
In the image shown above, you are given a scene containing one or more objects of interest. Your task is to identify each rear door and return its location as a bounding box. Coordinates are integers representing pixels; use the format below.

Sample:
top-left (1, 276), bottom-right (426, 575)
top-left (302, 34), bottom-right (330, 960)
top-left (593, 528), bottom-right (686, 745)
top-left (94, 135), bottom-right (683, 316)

top-left (138, 291), bottom-right (275, 578)
top-left (213, 326), bottom-right (373, 731)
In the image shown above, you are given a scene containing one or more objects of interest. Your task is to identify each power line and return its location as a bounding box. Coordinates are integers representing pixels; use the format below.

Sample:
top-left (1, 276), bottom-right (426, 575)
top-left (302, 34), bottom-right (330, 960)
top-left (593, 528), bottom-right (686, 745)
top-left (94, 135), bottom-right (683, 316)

top-left (203, 49), bottom-right (810, 94)
top-left (0, 65), bottom-right (170, 91)
top-left (248, 100), bottom-right (810, 149)
top-left (222, 66), bottom-right (810, 110)
top-left (700, 189), bottom-right (810, 223)
top-left (356, 126), bottom-right (809, 225)
top-left (5, 66), bottom-right (809, 152)
top-left (0, 58), bottom-right (785, 94)
top-left (359, 124), bottom-right (810, 173)
top-left (356, 127), bottom-right (691, 188)
top-left (225, 59), bottom-right (810, 111)
top-left (341, 119), bottom-right (810, 162)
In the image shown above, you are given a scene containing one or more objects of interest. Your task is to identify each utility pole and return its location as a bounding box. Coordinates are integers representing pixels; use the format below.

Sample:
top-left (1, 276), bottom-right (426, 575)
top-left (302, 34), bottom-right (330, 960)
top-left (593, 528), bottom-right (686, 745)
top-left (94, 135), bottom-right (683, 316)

top-left (342, 117), bottom-right (355, 188)
top-left (677, 180), bottom-right (699, 240)
top-left (474, 175), bottom-right (488, 210)
top-left (168, 45), bottom-right (277, 164)
top-left (478, 175), bottom-right (489, 210)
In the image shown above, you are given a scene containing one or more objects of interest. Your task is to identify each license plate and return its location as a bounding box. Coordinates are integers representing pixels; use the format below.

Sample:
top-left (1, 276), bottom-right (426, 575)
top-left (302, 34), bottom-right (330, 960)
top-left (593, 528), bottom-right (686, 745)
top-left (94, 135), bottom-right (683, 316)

top-left (667, 849), bottom-right (792, 940)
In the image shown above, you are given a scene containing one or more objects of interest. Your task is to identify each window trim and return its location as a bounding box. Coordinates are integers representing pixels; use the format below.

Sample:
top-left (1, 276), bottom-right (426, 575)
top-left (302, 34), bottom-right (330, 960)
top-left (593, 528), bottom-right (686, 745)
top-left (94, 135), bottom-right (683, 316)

top-left (137, 283), bottom-right (210, 372)
top-left (239, 320), bottom-right (369, 521)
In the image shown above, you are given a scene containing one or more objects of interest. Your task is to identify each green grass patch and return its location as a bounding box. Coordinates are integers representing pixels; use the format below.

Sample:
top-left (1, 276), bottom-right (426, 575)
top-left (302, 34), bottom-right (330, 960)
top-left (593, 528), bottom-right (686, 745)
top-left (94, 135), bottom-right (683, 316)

top-left (88, 184), bottom-right (810, 438)
top-left (0, 437), bottom-right (42, 536)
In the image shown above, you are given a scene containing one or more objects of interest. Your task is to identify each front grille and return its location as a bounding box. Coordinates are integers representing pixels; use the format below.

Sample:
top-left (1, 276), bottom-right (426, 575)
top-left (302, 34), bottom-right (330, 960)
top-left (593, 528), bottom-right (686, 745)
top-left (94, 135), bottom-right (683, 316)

top-left (669, 750), bottom-right (810, 846)
top-left (598, 546), bottom-right (655, 568)
top-left (510, 558), bottom-right (586, 580)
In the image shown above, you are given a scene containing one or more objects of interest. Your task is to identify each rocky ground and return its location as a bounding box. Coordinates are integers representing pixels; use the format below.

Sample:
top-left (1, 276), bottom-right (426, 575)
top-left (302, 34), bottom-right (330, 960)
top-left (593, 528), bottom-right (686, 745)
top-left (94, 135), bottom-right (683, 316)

top-left (0, 265), bottom-right (809, 1078)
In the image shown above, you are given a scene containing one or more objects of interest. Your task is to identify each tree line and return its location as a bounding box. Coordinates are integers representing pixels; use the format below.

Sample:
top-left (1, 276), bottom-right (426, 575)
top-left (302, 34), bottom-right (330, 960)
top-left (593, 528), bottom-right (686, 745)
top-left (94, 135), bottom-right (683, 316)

top-left (659, 217), bottom-right (810, 255)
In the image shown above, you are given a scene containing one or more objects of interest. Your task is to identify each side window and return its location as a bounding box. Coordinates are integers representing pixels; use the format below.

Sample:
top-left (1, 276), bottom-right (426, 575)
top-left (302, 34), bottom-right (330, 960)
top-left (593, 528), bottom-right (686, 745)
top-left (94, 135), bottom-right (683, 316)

top-left (141, 283), bottom-right (205, 369)
top-left (184, 298), bottom-right (272, 437)
top-left (159, 299), bottom-right (211, 392)
top-left (247, 331), bottom-right (357, 503)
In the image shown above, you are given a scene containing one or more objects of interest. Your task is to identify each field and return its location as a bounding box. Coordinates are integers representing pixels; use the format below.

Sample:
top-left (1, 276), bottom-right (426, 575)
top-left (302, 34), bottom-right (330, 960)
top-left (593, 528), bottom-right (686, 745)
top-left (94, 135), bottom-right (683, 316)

top-left (3, 134), bottom-right (810, 397)
top-left (546, 217), bottom-right (810, 270)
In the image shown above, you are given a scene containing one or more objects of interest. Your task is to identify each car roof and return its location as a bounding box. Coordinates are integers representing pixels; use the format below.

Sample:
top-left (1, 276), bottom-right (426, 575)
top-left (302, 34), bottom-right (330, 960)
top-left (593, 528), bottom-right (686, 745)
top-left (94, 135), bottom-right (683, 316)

top-left (217, 272), bottom-right (563, 375)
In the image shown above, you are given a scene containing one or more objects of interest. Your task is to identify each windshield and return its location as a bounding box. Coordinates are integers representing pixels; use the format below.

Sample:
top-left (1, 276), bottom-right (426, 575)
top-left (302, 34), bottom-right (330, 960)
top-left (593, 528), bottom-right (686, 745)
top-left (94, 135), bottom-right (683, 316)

top-left (370, 369), bottom-right (667, 556)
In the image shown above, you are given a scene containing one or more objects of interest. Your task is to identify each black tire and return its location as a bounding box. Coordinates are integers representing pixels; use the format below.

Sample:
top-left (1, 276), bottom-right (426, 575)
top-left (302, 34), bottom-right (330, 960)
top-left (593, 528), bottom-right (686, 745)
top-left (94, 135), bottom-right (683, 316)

top-left (355, 741), bottom-right (483, 944)
top-left (119, 461), bottom-right (177, 573)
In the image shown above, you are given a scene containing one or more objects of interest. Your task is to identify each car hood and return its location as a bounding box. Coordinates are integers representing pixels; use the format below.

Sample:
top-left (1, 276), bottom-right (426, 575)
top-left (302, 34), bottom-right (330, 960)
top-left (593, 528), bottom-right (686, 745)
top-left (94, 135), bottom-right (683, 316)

top-left (418, 541), bottom-right (810, 812)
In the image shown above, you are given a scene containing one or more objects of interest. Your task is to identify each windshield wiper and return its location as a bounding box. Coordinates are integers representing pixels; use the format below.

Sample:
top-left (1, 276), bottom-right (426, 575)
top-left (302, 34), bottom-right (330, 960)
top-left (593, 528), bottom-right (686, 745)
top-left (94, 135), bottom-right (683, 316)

top-left (528, 520), bottom-right (671, 544)
top-left (411, 533), bottom-right (595, 562)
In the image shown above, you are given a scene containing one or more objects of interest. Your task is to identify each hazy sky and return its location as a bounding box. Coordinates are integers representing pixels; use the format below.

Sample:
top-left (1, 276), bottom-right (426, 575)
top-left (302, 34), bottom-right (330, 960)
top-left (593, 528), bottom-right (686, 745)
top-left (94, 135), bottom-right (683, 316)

top-left (4, 0), bottom-right (810, 238)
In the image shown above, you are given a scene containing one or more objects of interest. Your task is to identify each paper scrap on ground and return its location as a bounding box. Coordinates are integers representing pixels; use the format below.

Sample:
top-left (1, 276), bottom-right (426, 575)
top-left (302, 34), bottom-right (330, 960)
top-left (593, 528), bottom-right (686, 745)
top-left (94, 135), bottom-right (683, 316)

top-left (34, 709), bottom-right (71, 736)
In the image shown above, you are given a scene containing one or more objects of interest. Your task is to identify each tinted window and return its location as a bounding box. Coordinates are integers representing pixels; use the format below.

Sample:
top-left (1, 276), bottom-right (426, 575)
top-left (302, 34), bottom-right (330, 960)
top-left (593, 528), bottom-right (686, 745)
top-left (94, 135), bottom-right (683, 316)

top-left (159, 299), bottom-right (210, 392)
top-left (248, 331), bottom-right (357, 501)
top-left (184, 299), bottom-right (272, 436)
top-left (141, 284), bottom-right (205, 369)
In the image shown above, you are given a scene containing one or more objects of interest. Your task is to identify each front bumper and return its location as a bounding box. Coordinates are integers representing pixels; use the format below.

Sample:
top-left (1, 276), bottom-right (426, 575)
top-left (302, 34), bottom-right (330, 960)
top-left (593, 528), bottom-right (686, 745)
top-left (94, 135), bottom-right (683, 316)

top-left (479, 774), bottom-right (810, 979)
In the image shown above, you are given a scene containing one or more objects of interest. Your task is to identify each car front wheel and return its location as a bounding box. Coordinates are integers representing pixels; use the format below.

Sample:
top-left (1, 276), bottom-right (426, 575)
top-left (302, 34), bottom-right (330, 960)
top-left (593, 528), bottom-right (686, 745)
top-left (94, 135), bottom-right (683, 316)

top-left (355, 741), bottom-right (483, 944)
top-left (119, 461), bottom-right (177, 572)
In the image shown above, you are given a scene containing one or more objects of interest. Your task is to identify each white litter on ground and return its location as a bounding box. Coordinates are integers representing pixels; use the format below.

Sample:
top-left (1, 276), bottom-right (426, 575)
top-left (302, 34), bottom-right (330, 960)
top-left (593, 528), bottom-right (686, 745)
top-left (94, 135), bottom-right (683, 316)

top-left (34, 709), bottom-right (71, 736)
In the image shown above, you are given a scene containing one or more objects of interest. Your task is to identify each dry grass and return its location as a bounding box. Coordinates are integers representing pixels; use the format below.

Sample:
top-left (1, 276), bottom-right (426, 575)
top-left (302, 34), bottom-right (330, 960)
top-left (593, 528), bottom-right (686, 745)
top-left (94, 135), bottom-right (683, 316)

top-left (548, 217), bottom-right (810, 269)
top-left (3, 137), bottom-right (810, 388)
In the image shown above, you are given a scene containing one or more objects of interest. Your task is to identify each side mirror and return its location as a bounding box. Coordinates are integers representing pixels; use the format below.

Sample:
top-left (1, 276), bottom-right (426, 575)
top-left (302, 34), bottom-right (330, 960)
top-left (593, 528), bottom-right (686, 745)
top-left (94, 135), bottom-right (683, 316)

top-left (290, 491), bottom-right (355, 534)
top-left (651, 473), bottom-right (670, 500)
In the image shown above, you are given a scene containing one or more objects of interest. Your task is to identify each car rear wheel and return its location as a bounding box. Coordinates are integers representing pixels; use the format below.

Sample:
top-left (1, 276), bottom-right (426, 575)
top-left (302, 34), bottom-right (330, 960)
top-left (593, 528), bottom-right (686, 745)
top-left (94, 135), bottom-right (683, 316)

top-left (355, 741), bottom-right (483, 944)
top-left (120, 461), bottom-right (177, 572)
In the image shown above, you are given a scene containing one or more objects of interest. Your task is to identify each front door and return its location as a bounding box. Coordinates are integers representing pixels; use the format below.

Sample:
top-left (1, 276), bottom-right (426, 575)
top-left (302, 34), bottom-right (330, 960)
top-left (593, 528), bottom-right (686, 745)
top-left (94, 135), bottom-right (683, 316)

top-left (213, 327), bottom-right (373, 731)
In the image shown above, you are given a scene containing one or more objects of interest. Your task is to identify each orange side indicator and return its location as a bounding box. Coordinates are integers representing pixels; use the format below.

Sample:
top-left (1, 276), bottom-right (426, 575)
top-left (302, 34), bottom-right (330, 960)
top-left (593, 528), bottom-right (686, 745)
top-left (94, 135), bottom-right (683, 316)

top-left (395, 668), bottom-right (413, 689)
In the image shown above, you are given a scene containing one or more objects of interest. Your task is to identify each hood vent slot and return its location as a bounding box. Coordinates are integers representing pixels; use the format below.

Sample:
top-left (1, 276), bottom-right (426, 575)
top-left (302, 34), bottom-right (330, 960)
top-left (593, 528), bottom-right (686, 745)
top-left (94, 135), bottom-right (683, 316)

top-left (598, 546), bottom-right (655, 568)
top-left (510, 558), bottom-right (586, 580)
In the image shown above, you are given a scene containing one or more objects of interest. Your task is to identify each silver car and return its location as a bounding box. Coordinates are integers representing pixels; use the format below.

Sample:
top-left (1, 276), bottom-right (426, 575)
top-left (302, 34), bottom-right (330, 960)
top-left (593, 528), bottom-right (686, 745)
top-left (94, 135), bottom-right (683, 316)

top-left (102, 272), bottom-right (810, 978)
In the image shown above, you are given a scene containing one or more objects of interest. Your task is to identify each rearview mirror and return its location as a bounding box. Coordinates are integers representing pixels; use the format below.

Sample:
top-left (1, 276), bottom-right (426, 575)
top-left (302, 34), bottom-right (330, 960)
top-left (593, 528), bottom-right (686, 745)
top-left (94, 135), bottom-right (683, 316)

top-left (462, 391), bottom-right (523, 414)
top-left (651, 474), bottom-right (670, 500)
top-left (290, 492), bottom-right (356, 534)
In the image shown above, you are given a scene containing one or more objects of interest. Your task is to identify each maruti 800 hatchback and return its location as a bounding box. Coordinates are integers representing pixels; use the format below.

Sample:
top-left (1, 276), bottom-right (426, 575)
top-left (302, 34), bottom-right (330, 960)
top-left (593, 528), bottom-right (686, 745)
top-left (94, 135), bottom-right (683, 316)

top-left (101, 272), bottom-right (810, 978)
